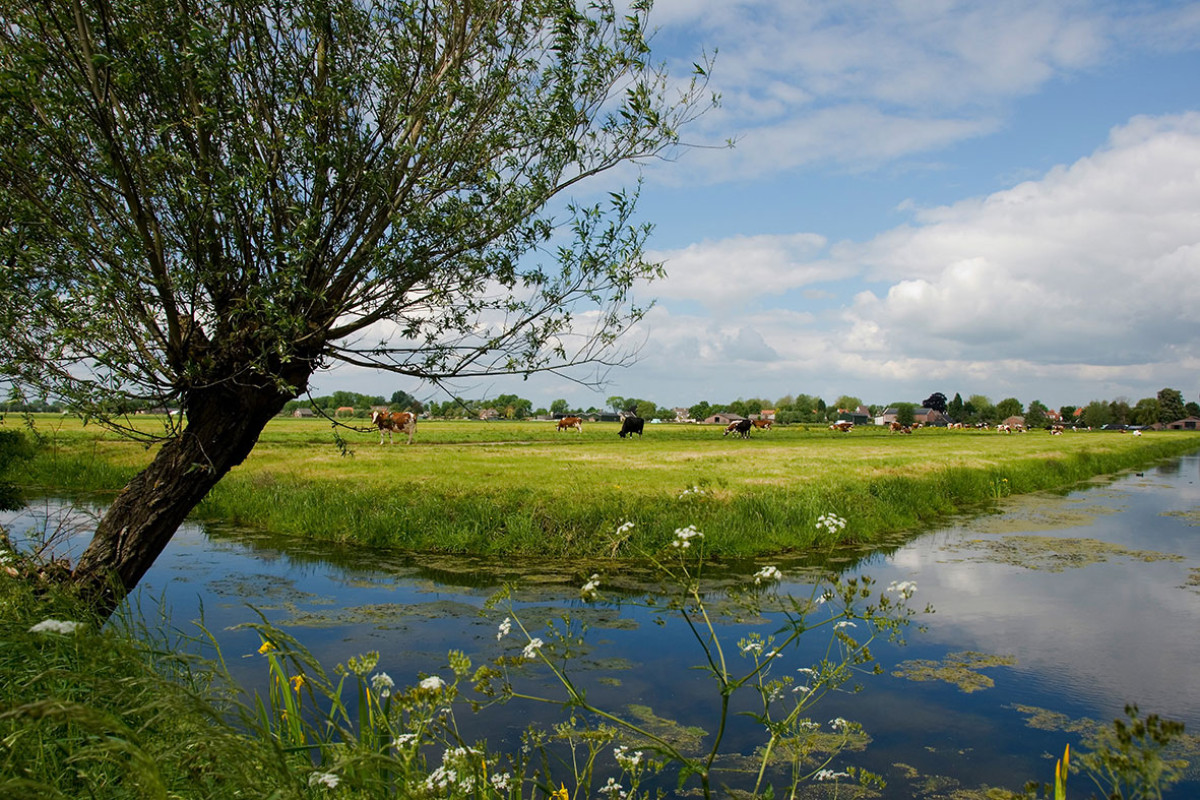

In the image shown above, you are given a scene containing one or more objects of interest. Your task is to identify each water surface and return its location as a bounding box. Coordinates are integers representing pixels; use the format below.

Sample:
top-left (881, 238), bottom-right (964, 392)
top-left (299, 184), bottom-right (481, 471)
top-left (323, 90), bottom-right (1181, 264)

top-left (6, 455), bottom-right (1199, 797)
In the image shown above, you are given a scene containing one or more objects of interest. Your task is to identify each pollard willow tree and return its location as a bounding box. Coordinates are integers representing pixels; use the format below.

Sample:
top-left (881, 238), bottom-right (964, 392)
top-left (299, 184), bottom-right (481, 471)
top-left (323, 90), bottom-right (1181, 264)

top-left (0, 0), bottom-right (714, 615)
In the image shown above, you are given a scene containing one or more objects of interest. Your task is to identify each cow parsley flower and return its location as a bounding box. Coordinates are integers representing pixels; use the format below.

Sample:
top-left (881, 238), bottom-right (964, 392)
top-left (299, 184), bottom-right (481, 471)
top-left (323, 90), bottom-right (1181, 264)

top-left (887, 580), bottom-right (918, 599)
top-left (308, 771), bottom-right (340, 789)
top-left (815, 768), bottom-right (850, 781)
top-left (393, 733), bottom-right (418, 749)
top-left (521, 637), bottom-right (544, 659)
top-left (581, 574), bottom-right (601, 601)
top-left (672, 524), bottom-right (703, 548)
top-left (739, 638), bottom-right (764, 656)
top-left (600, 777), bottom-right (627, 799)
top-left (834, 620), bottom-right (856, 630)
top-left (615, 520), bottom-right (635, 536)
top-left (419, 675), bottom-right (445, 691)
top-left (678, 485), bottom-right (707, 498)
top-left (816, 512), bottom-right (847, 535)
top-left (29, 619), bottom-right (81, 635)
top-left (753, 565), bottom-right (782, 585)
top-left (829, 717), bottom-right (850, 731)
top-left (371, 672), bottom-right (394, 698)
top-left (497, 616), bottom-right (512, 640)
top-left (490, 772), bottom-right (511, 792)
top-left (614, 745), bottom-right (644, 770)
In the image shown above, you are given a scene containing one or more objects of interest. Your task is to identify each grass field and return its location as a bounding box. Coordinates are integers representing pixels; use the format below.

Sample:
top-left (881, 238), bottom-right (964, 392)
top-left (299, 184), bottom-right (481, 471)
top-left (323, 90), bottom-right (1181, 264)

top-left (13, 415), bottom-right (1200, 558)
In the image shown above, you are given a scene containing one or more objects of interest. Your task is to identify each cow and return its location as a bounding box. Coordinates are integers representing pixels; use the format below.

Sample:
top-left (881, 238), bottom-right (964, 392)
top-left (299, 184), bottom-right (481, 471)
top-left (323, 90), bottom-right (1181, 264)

top-left (370, 409), bottom-right (417, 445)
top-left (724, 418), bottom-right (753, 438)
top-left (829, 420), bottom-right (854, 432)
top-left (752, 419), bottom-right (773, 431)
top-left (617, 415), bottom-right (644, 438)
top-left (889, 421), bottom-right (912, 434)
top-left (556, 416), bottom-right (583, 433)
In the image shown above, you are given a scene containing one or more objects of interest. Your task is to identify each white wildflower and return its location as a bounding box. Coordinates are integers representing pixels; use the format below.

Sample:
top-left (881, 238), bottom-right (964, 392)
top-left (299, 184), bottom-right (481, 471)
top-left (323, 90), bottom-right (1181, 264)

top-left (419, 675), bottom-right (445, 691)
top-left (521, 637), bottom-right (544, 659)
top-left (497, 616), bottom-right (512, 640)
top-left (615, 520), bottom-right (635, 535)
top-left (753, 565), bottom-right (782, 585)
top-left (739, 640), bottom-right (764, 656)
top-left (829, 717), bottom-right (850, 731)
top-left (887, 580), bottom-right (918, 598)
top-left (490, 772), bottom-right (511, 792)
top-left (600, 776), bottom-right (627, 799)
top-left (614, 745), bottom-right (644, 770)
top-left (815, 768), bottom-right (850, 781)
top-left (581, 574), bottom-right (601, 601)
top-left (672, 524), bottom-right (704, 549)
top-left (393, 733), bottom-right (418, 748)
top-left (308, 772), bottom-right (340, 789)
top-left (371, 672), bottom-right (394, 698)
top-left (834, 620), bottom-right (856, 630)
top-left (29, 619), bottom-right (81, 635)
top-left (678, 485), bottom-right (707, 499)
top-left (816, 513), bottom-right (847, 535)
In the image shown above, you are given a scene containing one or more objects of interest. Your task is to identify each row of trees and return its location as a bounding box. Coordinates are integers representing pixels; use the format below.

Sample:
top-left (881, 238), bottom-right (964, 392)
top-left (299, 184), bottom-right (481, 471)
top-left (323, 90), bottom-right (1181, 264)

top-left (337, 387), bottom-right (1199, 428)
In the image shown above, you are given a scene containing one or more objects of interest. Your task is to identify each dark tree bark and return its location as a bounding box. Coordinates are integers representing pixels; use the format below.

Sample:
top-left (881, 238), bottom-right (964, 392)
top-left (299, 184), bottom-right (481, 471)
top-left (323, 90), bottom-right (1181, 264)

top-left (71, 379), bottom-right (297, 616)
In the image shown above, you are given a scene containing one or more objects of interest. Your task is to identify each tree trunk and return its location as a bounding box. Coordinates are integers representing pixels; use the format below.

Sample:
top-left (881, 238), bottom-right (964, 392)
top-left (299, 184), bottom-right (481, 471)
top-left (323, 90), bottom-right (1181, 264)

top-left (72, 382), bottom-right (293, 618)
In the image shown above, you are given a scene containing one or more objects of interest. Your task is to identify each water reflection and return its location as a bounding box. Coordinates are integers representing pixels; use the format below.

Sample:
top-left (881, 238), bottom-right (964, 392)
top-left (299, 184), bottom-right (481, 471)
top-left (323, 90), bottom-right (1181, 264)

top-left (4, 456), bottom-right (1199, 798)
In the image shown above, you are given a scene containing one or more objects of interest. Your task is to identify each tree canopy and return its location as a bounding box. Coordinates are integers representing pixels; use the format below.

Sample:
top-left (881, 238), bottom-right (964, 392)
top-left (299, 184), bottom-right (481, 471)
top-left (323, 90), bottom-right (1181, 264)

top-left (0, 0), bottom-right (713, 613)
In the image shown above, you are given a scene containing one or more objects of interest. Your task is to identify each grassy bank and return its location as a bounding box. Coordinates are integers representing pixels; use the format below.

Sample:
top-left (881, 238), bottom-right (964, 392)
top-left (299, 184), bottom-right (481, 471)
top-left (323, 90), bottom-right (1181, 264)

top-left (13, 415), bottom-right (1200, 557)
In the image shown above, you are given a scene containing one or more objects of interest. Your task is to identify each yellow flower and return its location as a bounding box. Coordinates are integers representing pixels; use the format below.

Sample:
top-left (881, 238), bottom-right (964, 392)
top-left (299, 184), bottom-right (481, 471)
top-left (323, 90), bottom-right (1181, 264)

top-left (552, 783), bottom-right (569, 800)
top-left (258, 641), bottom-right (276, 654)
top-left (291, 674), bottom-right (305, 692)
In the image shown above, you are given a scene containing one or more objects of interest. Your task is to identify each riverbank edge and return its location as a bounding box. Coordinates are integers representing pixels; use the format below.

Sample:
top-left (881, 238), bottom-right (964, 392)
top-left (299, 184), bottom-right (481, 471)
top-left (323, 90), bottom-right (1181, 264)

top-left (16, 436), bottom-right (1200, 559)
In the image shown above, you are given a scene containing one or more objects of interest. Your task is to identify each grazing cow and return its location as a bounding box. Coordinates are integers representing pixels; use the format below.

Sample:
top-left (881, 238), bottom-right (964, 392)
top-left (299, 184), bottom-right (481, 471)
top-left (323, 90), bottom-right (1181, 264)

top-left (752, 419), bottom-right (773, 431)
top-left (829, 420), bottom-right (854, 432)
top-left (557, 416), bottom-right (583, 433)
top-left (371, 409), bottom-right (417, 445)
top-left (617, 415), bottom-right (644, 438)
top-left (996, 424), bottom-right (1011, 434)
top-left (724, 418), bottom-right (753, 438)
top-left (1049, 425), bottom-right (1065, 435)
top-left (334, 406), bottom-right (355, 418)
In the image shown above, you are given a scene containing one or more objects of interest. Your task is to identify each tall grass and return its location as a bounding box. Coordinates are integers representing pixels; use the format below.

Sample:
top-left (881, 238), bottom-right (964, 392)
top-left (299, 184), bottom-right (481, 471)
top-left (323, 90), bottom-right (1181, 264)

top-left (12, 416), bottom-right (1200, 558)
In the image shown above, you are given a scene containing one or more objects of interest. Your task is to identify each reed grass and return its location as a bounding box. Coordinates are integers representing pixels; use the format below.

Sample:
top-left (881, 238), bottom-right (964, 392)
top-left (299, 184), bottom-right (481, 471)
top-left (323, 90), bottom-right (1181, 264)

top-left (12, 416), bottom-right (1200, 558)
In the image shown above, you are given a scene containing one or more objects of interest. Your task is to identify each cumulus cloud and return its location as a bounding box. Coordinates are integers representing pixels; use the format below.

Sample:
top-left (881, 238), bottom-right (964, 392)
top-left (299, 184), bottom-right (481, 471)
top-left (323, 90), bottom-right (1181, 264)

top-left (625, 113), bottom-right (1200, 406)
top-left (648, 0), bottom-right (1184, 180)
top-left (647, 233), bottom-right (832, 308)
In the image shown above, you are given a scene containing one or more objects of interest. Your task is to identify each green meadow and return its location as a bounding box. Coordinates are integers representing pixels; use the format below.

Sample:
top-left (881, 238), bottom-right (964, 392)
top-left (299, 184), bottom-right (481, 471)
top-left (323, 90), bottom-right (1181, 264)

top-left (16, 415), bottom-right (1200, 559)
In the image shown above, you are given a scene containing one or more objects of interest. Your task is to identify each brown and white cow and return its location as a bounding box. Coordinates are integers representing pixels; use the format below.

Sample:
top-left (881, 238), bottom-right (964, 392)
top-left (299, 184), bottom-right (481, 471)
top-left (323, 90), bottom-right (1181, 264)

top-left (752, 419), bottom-right (773, 431)
top-left (556, 416), bottom-right (583, 433)
top-left (371, 409), bottom-right (417, 445)
top-left (889, 421), bottom-right (912, 434)
top-left (829, 420), bottom-right (854, 432)
top-left (724, 418), bottom-right (753, 438)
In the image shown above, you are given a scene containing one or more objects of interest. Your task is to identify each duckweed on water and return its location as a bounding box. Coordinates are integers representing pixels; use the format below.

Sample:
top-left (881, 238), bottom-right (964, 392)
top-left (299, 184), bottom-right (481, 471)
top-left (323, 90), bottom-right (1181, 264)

top-left (892, 651), bottom-right (1018, 693)
top-left (940, 535), bottom-right (1184, 571)
top-left (1161, 507), bottom-right (1200, 526)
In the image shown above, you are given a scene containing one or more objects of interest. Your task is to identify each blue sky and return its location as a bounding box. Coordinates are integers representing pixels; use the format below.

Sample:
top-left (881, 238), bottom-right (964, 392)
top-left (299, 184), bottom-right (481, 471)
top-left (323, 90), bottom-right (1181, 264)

top-left (316, 0), bottom-right (1200, 413)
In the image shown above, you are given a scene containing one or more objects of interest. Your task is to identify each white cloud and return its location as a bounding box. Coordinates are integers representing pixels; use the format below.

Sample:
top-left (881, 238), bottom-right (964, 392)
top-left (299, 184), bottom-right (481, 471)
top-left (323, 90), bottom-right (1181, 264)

top-left (625, 113), bottom-right (1200, 407)
top-left (647, 233), bottom-right (832, 308)
top-left (647, 0), bottom-right (1188, 182)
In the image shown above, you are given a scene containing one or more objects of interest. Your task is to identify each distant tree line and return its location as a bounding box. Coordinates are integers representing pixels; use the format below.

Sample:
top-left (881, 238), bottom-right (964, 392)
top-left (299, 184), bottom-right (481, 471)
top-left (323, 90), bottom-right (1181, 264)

top-left (21, 386), bottom-right (1199, 428)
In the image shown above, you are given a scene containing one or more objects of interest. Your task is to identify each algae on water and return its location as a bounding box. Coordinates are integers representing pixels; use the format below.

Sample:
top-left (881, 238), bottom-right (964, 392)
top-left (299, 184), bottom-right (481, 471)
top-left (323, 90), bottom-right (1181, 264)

top-left (941, 535), bottom-right (1183, 571)
top-left (892, 651), bottom-right (1017, 693)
